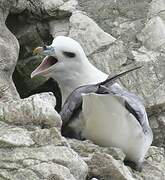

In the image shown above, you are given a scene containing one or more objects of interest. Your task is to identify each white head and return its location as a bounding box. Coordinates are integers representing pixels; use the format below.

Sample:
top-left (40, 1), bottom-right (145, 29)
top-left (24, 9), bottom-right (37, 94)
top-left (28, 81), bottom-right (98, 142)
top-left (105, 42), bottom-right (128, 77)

top-left (31, 36), bottom-right (88, 79)
top-left (31, 36), bottom-right (107, 103)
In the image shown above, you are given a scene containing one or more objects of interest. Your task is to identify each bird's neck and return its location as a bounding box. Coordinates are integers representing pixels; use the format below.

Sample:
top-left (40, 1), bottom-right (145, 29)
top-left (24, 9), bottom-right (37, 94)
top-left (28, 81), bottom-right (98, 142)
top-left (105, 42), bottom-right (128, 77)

top-left (53, 61), bottom-right (108, 104)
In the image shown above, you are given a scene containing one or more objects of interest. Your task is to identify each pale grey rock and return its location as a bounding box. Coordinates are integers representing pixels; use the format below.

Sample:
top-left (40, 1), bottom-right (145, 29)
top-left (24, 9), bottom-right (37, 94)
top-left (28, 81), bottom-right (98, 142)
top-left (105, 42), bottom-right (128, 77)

top-left (69, 11), bottom-right (116, 56)
top-left (43, 0), bottom-right (64, 16)
top-left (78, 0), bottom-right (150, 42)
top-left (0, 92), bottom-right (62, 128)
top-left (0, 125), bottom-right (34, 147)
top-left (87, 152), bottom-right (135, 180)
top-left (0, 145), bottom-right (88, 180)
top-left (137, 16), bottom-right (165, 52)
top-left (131, 47), bottom-right (159, 62)
top-left (133, 146), bottom-right (165, 180)
top-left (0, 161), bottom-right (22, 170)
top-left (148, 103), bottom-right (165, 148)
top-left (147, 0), bottom-right (165, 18)
top-left (22, 159), bottom-right (41, 167)
top-left (49, 19), bottom-right (70, 37)
top-left (0, 7), bottom-right (20, 102)
top-left (68, 139), bottom-right (125, 161)
top-left (88, 40), bottom-right (127, 73)
top-left (30, 162), bottom-right (76, 180)
top-left (0, 0), bottom-right (164, 179)
top-left (31, 127), bottom-right (67, 146)
top-left (68, 139), bottom-right (165, 180)
top-left (11, 0), bottom-right (28, 13)
top-left (118, 54), bottom-right (165, 107)
top-left (0, 169), bottom-right (40, 180)
top-left (59, 0), bottom-right (78, 13)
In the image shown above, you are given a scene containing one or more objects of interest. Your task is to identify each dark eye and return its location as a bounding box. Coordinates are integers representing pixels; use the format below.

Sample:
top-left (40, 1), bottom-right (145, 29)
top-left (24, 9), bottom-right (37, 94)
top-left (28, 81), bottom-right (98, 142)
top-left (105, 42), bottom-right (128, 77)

top-left (63, 51), bottom-right (76, 58)
top-left (43, 45), bottom-right (47, 50)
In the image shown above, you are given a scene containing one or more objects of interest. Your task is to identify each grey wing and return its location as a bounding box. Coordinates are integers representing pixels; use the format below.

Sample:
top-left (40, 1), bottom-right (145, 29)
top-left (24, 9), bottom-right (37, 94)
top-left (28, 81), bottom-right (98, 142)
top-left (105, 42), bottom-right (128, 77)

top-left (123, 92), bottom-right (149, 133)
top-left (60, 84), bottom-right (98, 127)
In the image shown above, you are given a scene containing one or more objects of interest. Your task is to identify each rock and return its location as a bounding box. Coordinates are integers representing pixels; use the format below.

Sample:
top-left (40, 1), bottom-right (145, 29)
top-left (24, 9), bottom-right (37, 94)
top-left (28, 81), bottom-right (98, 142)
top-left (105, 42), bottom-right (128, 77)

top-left (137, 16), bottom-right (165, 52)
top-left (87, 152), bottom-right (135, 180)
top-left (68, 139), bottom-right (165, 180)
top-left (88, 40), bottom-right (127, 73)
top-left (0, 92), bottom-right (62, 128)
top-left (0, 5), bottom-right (20, 102)
top-left (0, 145), bottom-right (88, 180)
top-left (119, 50), bottom-right (165, 107)
top-left (68, 139), bottom-right (125, 161)
top-left (31, 127), bottom-right (67, 146)
top-left (147, 0), bottom-right (165, 19)
top-left (49, 19), bottom-right (70, 37)
top-left (69, 11), bottom-right (116, 56)
top-left (0, 122), bottom-right (34, 147)
top-left (0, 0), bottom-right (165, 179)
top-left (78, 0), bottom-right (150, 41)
top-left (59, 0), bottom-right (78, 13)
top-left (133, 146), bottom-right (165, 180)
top-left (148, 103), bottom-right (165, 148)
top-left (0, 169), bottom-right (40, 180)
top-left (30, 162), bottom-right (76, 180)
top-left (43, 0), bottom-right (64, 16)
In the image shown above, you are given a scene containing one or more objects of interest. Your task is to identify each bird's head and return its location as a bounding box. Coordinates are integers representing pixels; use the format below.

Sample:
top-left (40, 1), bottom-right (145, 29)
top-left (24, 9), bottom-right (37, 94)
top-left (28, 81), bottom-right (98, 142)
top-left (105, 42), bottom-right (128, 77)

top-left (31, 36), bottom-right (87, 78)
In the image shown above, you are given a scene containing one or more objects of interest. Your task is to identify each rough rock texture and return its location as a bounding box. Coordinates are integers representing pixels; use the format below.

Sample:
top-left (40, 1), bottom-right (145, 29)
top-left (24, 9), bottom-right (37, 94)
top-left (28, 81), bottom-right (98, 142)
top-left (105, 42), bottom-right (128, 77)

top-left (0, 92), bottom-right (61, 128)
top-left (0, 0), bottom-right (165, 179)
top-left (68, 139), bottom-right (165, 180)
top-left (0, 92), bottom-right (88, 179)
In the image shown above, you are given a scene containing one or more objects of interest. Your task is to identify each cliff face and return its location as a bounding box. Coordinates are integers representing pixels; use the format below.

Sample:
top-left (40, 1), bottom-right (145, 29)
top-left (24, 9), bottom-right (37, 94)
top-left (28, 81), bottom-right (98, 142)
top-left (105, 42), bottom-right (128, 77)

top-left (0, 0), bottom-right (165, 179)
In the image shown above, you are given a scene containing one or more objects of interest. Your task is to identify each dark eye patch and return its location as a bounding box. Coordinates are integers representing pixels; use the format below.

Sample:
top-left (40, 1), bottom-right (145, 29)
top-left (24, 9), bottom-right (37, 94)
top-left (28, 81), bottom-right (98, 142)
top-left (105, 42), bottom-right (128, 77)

top-left (63, 51), bottom-right (76, 58)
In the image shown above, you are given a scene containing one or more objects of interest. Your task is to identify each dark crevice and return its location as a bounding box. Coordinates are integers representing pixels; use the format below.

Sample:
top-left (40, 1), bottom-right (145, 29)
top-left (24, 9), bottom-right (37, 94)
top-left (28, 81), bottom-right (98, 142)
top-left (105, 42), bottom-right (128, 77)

top-left (6, 12), bottom-right (62, 111)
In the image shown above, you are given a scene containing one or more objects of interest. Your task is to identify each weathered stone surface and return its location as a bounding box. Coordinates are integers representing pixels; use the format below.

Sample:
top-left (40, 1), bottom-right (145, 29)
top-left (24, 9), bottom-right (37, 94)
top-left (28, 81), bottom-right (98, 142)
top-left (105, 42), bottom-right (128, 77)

top-left (137, 16), bottom-right (165, 52)
top-left (0, 5), bottom-right (20, 102)
top-left (0, 122), bottom-right (34, 147)
top-left (0, 92), bottom-right (61, 128)
top-left (68, 139), bottom-right (165, 180)
top-left (69, 11), bottom-right (116, 56)
top-left (78, 0), bottom-right (150, 41)
top-left (0, 0), bottom-right (164, 179)
top-left (31, 127), bottom-right (67, 146)
top-left (87, 152), bottom-right (135, 180)
top-left (147, 0), bottom-right (165, 19)
top-left (43, 0), bottom-right (64, 16)
top-left (59, 0), bottom-right (78, 13)
top-left (0, 145), bottom-right (88, 180)
top-left (0, 169), bottom-right (40, 180)
top-left (148, 104), bottom-right (165, 148)
top-left (68, 139), bottom-right (125, 161)
top-left (30, 162), bottom-right (76, 180)
top-left (133, 146), bottom-right (165, 180)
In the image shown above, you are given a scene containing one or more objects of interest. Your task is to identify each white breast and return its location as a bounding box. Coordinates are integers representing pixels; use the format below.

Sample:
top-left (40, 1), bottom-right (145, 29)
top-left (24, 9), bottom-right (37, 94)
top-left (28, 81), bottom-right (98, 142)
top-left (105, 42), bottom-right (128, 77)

top-left (82, 93), bottom-right (152, 163)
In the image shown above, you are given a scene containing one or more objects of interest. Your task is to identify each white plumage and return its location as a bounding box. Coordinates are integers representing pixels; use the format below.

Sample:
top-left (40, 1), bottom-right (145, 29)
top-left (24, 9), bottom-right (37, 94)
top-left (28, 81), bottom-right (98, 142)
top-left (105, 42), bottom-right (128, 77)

top-left (82, 93), bottom-right (152, 165)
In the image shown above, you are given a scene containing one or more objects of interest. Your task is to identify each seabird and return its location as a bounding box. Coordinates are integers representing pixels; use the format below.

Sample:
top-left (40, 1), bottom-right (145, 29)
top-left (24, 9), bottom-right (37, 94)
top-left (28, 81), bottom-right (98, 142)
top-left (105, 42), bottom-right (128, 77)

top-left (31, 36), bottom-right (153, 170)
top-left (31, 36), bottom-right (107, 104)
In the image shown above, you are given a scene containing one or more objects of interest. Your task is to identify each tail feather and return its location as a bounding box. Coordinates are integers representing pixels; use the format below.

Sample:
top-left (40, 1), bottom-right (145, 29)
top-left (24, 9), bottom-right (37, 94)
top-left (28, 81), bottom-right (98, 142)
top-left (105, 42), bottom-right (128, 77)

top-left (100, 66), bottom-right (142, 87)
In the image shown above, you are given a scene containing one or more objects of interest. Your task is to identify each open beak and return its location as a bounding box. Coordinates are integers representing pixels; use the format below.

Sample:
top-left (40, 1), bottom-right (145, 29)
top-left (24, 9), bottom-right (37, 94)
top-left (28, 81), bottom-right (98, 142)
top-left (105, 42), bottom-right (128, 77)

top-left (31, 46), bottom-right (57, 78)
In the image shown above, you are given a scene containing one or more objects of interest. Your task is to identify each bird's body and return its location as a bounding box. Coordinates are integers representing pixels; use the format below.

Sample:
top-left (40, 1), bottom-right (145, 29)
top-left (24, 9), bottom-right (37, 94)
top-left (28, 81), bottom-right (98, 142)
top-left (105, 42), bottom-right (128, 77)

top-left (82, 93), bottom-right (152, 166)
top-left (31, 36), bottom-right (153, 170)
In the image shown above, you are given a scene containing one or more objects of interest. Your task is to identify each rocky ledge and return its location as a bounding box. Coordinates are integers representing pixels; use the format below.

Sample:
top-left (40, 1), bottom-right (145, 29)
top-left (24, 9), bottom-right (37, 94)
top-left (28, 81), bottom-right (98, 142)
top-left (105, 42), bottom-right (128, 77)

top-left (0, 0), bottom-right (165, 179)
